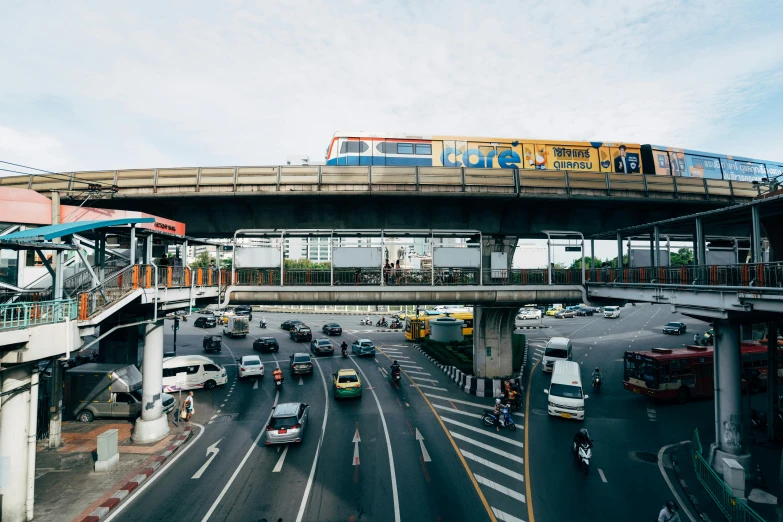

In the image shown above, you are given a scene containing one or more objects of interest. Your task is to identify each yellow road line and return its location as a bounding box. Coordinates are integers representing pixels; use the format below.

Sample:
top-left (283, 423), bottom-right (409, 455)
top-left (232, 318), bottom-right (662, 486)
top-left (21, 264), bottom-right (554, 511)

top-left (525, 360), bottom-right (539, 522)
top-left (376, 349), bottom-right (497, 522)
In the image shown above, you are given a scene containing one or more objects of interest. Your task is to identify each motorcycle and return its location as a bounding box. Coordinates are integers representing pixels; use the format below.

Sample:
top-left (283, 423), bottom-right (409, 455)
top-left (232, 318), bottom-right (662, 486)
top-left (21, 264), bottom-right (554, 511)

top-left (359, 319), bottom-right (372, 326)
top-left (482, 408), bottom-right (516, 431)
top-left (182, 315), bottom-right (188, 322)
top-left (273, 371), bottom-right (284, 389)
top-left (259, 321), bottom-right (267, 329)
top-left (391, 366), bottom-right (401, 383)
top-left (592, 376), bottom-right (602, 392)
top-left (573, 441), bottom-right (592, 474)
top-left (342, 347), bottom-right (348, 358)
top-left (389, 320), bottom-right (402, 329)
top-left (376, 319), bottom-right (389, 328)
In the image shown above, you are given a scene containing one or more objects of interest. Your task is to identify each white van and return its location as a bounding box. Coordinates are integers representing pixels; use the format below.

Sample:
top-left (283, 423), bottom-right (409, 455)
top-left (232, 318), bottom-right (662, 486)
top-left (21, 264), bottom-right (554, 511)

top-left (603, 306), bottom-right (620, 318)
top-left (545, 360), bottom-right (587, 420)
top-left (162, 355), bottom-right (228, 391)
top-left (541, 337), bottom-right (573, 373)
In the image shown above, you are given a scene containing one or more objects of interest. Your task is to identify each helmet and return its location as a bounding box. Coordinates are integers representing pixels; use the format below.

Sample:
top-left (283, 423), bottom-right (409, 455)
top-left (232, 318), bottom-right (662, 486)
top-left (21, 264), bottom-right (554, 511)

top-left (579, 428), bottom-right (588, 438)
top-left (496, 398), bottom-right (501, 404)
top-left (595, 367), bottom-right (600, 371)
top-left (666, 501), bottom-right (677, 511)
top-left (393, 360), bottom-right (398, 365)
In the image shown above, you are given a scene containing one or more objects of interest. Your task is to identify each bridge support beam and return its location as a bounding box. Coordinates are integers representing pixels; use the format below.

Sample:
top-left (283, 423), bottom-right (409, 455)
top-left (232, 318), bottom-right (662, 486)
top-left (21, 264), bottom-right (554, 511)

top-left (710, 319), bottom-right (752, 475)
top-left (482, 236), bottom-right (518, 275)
top-left (473, 306), bottom-right (518, 378)
top-left (0, 363), bottom-right (38, 522)
top-left (132, 320), bottom-right (169, 444)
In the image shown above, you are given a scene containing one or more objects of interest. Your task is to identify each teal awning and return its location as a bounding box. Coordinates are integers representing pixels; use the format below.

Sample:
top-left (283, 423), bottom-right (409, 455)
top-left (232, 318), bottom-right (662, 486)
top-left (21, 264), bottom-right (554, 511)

top-left (1, 218), bottom-right (155, 242)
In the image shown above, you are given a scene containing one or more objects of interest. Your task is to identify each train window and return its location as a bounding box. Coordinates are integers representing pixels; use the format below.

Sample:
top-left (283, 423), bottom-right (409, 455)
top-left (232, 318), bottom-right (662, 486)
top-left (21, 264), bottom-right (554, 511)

top-left (415, 144), bottom-right (432, 155)
top-left (397, 143), bottom-right (414, 154)
top-left (380, 143), bottom-right (397, 154)
top-left (340, 141), bottom-right (368, 154)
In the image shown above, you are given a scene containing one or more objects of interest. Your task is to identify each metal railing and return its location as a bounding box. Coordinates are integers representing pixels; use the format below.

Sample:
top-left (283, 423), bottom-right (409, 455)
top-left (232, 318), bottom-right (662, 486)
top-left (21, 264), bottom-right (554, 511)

top-left (78, 264), bottom-right (143, 320)
top-left (0, 298), bottom-right (78, 331)
top-left (691, 429), bottom-right (764, 522)
top-left (588, 262), bottom-right (783, 289)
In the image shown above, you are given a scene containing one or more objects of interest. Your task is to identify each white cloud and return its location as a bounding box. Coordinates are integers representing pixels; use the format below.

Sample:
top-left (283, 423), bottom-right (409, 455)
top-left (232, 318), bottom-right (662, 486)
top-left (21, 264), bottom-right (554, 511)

top-left (0, 0), bottom-right (781, 171)
top-left (0, 126), bottom-right (72, 174)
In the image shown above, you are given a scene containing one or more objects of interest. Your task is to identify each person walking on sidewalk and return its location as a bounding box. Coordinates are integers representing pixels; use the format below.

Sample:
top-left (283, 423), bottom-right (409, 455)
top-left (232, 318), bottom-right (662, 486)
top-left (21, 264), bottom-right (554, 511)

top-left (657, 501), bottom-right (680, 522)
top-left (184, 391), bottom-right (195, 422)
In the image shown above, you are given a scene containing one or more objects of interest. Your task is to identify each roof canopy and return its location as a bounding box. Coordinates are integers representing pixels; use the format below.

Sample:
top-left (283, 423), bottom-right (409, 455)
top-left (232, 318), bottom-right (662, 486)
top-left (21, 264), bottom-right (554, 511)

top-left (1, 218), bottom-right (154, 242)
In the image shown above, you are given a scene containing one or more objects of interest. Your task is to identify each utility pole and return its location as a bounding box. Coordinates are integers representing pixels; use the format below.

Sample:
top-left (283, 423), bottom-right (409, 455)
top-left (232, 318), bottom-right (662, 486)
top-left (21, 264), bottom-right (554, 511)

top-left (172, 317), bottom-right (179, 355)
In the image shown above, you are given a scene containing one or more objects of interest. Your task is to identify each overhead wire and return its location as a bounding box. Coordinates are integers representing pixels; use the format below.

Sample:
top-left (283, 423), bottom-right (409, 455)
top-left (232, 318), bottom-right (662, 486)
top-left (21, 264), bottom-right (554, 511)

top-left (0, 159), bottom-right (115, 188)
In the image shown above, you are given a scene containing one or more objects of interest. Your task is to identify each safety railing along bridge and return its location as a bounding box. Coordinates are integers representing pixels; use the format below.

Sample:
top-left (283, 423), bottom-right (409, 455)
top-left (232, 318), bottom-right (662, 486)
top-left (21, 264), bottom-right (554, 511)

top-left (0, 298), bottom-right (78, 331)
top-left (586, 262), bottom-right (783, 289)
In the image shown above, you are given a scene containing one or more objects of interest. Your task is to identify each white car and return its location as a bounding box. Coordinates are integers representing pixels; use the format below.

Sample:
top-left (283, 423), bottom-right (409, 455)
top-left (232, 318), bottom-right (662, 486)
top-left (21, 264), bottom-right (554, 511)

top-left (517, 308), bottom-right (542, 320)
top-left (239, 355), bottom-right (264, 379)
top-left (603, 306), bottom-right (620, 318)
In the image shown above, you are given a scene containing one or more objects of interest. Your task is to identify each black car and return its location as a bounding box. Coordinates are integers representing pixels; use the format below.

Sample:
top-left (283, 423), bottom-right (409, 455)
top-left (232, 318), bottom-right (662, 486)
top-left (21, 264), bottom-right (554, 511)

top-left (290, 325), bottom-right (313, 342)
top-left (290, 353), bottom-right (314, 375)
top-left (234, 305), bottom-right (253, 321)
top-left (253, 337), bottom-right (279, 353)
top-left (281, 319), bottom-right (304, 331)
top-left (310, 338), bottom-right (334, 356)
top-left (322, 323), bottom-right (342, 336)
top-left (663, 322), bottom-right (687, 335)
top-left (575, 307), bottom-right (594, 316)
top-left (203, 335), bottom-right (222, 352)
top-left (194, 316), bottom-right (217, 328)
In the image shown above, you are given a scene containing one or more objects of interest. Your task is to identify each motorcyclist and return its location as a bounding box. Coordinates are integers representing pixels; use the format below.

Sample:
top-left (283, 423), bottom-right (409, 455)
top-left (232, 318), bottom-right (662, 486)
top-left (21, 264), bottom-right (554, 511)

top-left (378, 316), bottom-right (387, 326)
top-left (272, 367), bottom-right (284, 384)
top-left (573, 428), bottom-right (592, 451)
top-left (493, 398), bottom-right (506, 431)
top-left (657, 501), bottom-right (680, 522)
top-left (508, 388), bottom-right (521, 410)
top-left (340, 341), bottom-right (348, 355)
top-left (592, 367), bottom-right (602, 385)
top-left (364, 315), bottom-right (370, 325)
top-left (390, 360), bottom-right (401, 375)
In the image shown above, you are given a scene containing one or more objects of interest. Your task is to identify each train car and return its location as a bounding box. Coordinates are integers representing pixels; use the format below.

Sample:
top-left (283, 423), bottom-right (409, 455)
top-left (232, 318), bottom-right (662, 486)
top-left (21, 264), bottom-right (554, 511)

top-left (325, 132), bottom-right (643, 174)
top-left (641, 145), bottom-right (783, 183)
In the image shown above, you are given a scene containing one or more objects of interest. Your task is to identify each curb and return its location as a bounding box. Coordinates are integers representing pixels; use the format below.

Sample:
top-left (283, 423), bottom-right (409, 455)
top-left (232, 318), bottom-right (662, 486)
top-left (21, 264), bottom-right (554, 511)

top-left (670, 444), bottom-right (711, 522)
top-left (515, 325), bottom-right (550, 330)
top-left (79, 425), bottom-right (193, 522)
top-left (415, 345), bottom-right (523, 397)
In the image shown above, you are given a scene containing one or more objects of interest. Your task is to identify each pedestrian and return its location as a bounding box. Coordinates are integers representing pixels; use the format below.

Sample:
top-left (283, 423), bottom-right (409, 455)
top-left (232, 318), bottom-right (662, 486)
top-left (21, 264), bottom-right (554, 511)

top-left (657, 501), bottom-right (680, 521)
top-left (184, 391), bottom-right (194, 422)
top-left (384, 259), bottom-right (391, 284)
top-left (394, 260), bottom-right (401, 285)
top-left (159, 253), bottom-right (169, 266)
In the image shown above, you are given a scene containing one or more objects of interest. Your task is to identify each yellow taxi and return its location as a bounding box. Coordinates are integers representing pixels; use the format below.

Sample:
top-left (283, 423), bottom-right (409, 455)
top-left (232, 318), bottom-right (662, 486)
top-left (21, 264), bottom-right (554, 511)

top-left (545, 307), bottom-right (563, 316)
top-left (332, 369), bottom-right (362, 399)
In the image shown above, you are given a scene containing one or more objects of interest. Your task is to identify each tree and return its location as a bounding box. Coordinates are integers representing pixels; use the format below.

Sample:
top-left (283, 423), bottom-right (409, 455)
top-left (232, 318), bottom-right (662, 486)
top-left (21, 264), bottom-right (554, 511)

top-left (283, 259), bottom-right (331, 269)
top-left (570, 256), bottom-right (602, 269)
top-left (220, 258), bottom-right (232, 270)
top-left (189, 251), bottom-right (214, 268)
top-left (670, 247), bottom-right (694, 267)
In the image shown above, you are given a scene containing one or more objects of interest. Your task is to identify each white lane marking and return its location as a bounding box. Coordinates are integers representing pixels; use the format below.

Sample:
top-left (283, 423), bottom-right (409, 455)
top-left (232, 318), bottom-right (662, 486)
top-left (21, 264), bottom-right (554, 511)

top-left (598, 468), bottom-right (607, 483)
top-left (432, 404), bottom-right (482, 419)
top-left (405, 371), bottom-right (432, 376)
top-left (191, 438), bottom-right (223, 479)
top-left (475, 475), bottom-right (525, 502)
top-left (384, 355), bottom-right (409, 359)
top-left (441, 417), bottom-right (524, 447)
top-left (409, 376), bottom-right (440, 384)
top-left (398, 364), bottom-right (423, 369)
top-left (415, 428), bottom-right (431, 462)
top-left (425, 394), bottom-right (525, 417)
top-left (658, 442), bottom-right (698, 522)
top-left (491, 506), bottom-right (525, 522)
top-left (451, 432), bottom-right (524, 464)
top-left (272, 445), bottom-right (289, 473)
top-left (647, 403), bottom-right (657, 422)
top-left (199, 391), bottom-right (278, 522)
top-left (294, 359), bottom-right (330, 522)
top-left (353, 426), bottom-right (361, 466)
top-left (412, 383), bottom-right (448, 391)
top-left (253, 379), bottom-right (258, 390)
top-left (460, 449), bottom-right (524, 482)
top-left (349, 356), bottom-right (401, 522)
top-left (298, 376), bottom-right (303, 386)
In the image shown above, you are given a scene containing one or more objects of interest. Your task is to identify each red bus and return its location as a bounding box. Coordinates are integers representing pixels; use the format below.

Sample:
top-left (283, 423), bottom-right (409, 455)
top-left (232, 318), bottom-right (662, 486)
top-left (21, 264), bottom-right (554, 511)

top-left (623, 342), bottom-right (782, 402)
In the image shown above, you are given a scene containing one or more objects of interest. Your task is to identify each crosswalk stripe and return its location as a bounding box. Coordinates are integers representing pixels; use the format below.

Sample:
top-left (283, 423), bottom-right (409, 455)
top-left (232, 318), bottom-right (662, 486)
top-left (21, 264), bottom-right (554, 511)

top-left (475, 475), bottom-right (526, 503)
top-left (440, 417), bottom-right (524, 447)
top-left (398, 364), bottom-right (423, 370)
top-left (409, 376), bottom-right (440, 384)
top-left (450, 431), bottom-right (524, 464)
top-left (405, 371), bottom-right (432, 376)
top-left (460, 449), bottom-right (525, 482)
top-left (414, 383), bottom-right (448, 391)
top-left (432, 404), bottom-right (482, 419)
top-left (425, 394), bottom-right (525, 417)
top-left (491, 506), bottom-right (526, 522)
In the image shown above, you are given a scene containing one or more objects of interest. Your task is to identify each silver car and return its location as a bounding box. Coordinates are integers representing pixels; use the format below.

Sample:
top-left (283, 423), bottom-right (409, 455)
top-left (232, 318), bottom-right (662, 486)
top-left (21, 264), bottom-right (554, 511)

top-left (265, 402), bottom-right (310, 445)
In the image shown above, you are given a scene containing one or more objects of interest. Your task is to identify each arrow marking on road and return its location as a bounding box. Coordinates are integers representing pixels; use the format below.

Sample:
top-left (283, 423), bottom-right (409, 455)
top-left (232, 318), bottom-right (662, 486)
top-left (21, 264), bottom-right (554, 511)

top-left (415, 428), bottom-right (431, 462)
top-left (273, 445), bottom-right (289, 472)
top-left (299, 376), bottom-right (304, 386)
top-left (253, 379), bottom-right (258, 389)
top-left (192, 438), bottom-right (222, 479)
top-left (352, 425), bottom-right (361, 466)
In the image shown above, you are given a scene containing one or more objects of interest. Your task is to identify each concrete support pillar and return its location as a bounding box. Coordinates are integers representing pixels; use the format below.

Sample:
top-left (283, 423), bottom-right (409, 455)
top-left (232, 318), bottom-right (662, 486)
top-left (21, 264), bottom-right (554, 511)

top-left (98, 231), bottom-right (106, 280)
top-left (48, 361), bottom-right (63, 449)
top-left (54, 250), bottom-right (64, 300)
top-left (129, 225), bottom-right (136, 265)
top-left (145, 234), bottom-right (153, 264)
top-left (616, 233), bottom-right (623, 269)
top-left (767, 323), bottom-right (778, 442)
top-left (711, 319), bottom-right (752, 474)
top-left (131, 320), bottom-right (169, 443)
top-left (0, 364), bottom-right (36, 522)
top-left (481, 236), bottom-right (518, 284)
top-left (694, 217), bottom-right (706, 266)
top-left (751, 205), bottom-right (763, 264)
top-left (473, 306), bottom-right (517, 378)
top-left (653, 225), bottom-right (660, 269)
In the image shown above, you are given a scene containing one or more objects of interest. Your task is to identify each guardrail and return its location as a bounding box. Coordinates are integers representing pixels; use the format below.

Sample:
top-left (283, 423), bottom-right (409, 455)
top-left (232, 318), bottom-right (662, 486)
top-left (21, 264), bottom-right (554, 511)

top-left (587, 262), bottom-right (783, 289)
top-left (0, 298), bottom-right (78, 331)
top-left (691, 428), bottom-right (764, 522)
top-left (0, 166), bottom-right (760, 202)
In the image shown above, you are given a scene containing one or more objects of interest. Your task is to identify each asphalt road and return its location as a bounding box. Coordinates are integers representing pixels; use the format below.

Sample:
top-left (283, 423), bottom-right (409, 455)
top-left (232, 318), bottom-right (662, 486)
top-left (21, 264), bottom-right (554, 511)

top-left (105, 306), bottom-right (718, 522)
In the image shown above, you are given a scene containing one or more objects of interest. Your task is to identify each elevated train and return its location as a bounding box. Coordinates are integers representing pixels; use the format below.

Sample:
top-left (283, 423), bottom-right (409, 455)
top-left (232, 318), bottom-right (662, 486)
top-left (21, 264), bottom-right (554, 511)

top-left (326, 132), bottom-right (782, 183)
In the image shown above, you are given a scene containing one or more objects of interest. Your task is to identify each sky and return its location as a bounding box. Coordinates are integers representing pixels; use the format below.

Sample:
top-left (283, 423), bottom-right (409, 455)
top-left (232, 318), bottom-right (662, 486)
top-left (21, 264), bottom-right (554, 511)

top-left (1, 1), bottom-right (781, 262)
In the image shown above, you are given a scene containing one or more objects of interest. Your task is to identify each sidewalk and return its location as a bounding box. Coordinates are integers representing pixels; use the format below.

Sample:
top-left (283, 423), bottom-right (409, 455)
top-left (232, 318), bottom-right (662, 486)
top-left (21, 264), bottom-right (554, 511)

top-left (34, 417), bottom-right (190, 522)
top-left (671, 438), bottom-right (780, 522)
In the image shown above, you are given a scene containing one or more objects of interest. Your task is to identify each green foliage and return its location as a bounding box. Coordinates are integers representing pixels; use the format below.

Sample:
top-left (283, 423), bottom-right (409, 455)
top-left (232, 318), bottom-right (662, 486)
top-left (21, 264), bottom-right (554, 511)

top-left (670, 247), bottom-right (694, 267)
top-left (220, 258), bottom-right (232, 270)
top-left (283, 258), bottom-right (331, 269)
top-left (189, 251), bottom-right (214, 268)
top-left (419, 338), bottom-right (473, 373)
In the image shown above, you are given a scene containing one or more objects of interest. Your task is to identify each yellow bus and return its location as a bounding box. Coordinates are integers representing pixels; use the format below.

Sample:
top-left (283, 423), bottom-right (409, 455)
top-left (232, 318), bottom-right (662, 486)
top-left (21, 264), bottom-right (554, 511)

top-left (405, 310), bottom-right (474, 341)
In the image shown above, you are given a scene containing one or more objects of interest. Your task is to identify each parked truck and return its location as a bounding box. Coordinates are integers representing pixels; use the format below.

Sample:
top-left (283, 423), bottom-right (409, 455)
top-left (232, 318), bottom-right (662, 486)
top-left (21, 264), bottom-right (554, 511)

top-left (64, 363), bottom-right (176, 423)
top-left (224, 315), bottom-right (249, 339)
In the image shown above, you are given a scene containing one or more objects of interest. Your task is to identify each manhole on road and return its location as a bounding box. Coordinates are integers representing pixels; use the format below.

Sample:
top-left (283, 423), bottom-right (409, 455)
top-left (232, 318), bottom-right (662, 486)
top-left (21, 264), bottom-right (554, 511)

top-left (632, 451), bottom-right (659, 464)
